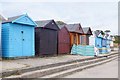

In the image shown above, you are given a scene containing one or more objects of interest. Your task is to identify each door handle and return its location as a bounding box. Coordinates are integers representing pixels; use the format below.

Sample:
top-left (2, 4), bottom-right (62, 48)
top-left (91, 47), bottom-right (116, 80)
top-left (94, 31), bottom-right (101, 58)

top-left (21, 31), bottom-right (24, 33)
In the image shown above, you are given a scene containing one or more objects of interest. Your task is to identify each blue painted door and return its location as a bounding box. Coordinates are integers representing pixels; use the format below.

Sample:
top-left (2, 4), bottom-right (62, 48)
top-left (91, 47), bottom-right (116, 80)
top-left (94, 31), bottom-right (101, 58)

top-left (10, 24), bottom-right (23, 57)
top-left (102, 39), bottom-right (107, 47)
top-left (95, 37), bottom-right (102, 48)
top-left (10, 24), bottom-right (33, 57)
top-left (22, 25), bottom-right (33, 56)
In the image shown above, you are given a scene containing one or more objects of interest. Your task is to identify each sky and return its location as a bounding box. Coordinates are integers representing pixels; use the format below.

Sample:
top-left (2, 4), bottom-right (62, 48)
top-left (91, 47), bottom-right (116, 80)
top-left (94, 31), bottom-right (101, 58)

top-left (0, 0), bottom-right (119, 35)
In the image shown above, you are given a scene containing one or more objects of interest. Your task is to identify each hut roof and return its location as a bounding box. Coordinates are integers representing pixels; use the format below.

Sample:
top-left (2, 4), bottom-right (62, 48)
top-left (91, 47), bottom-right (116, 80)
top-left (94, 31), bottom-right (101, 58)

top-left (2, 14), bottom-right (37, 26)
top-left (94, 30), bottom-right (103, 37)
top-left (65, 23), bottom-right (83, 34)
top-left (83, 27), bottom-right (92, 35)
top-left (0, 15), bottom-right (7, 21)
top-left (2, 15), bottom-right (22, 23)
top-left (57, 25), bottom-right (65, 29)
top-left (35, 19), bottom-right (59, 30)
top-left (35, 20), bottom-right (53, 27)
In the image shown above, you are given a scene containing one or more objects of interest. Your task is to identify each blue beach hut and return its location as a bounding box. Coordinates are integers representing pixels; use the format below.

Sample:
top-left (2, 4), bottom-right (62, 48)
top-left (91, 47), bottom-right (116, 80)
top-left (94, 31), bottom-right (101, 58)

top-left (106, 35), bottom-right (111, 53)
top-left (101, 35), bottom-right (108, 53)
top-left (2, 14), bottom-right (37, 58)
top-left (94, 30), bottom-right (106, 54)
top-left (95, 30), bottom-right (111, 54)
top-left (95, 30), bottom-right (103, 48)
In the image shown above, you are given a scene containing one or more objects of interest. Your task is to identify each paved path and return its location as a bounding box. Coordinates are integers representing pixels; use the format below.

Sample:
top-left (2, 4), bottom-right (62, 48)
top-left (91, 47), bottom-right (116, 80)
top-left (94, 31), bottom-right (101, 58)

top-left (64, 58), bottom-right (118, 78)
top-left (1, 55), bottom-right (91, 72)
top-left (0, 51), bottom-right (118, 73)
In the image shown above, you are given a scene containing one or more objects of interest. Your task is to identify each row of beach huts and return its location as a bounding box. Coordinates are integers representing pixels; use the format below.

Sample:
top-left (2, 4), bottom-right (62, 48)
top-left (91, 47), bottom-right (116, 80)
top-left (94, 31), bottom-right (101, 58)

top-left (0, 14), bottom-right (115, 58)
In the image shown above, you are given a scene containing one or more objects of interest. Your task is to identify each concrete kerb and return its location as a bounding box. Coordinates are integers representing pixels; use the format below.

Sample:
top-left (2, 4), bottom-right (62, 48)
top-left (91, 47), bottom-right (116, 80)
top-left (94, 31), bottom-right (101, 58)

top-left (1, 51), bottom-right (118, 78)
top-left (1, 57), bottom-right (95, 78)
top-left (20, 54), bottom-right (118, 78)
top-left (53, 57), bottom-right (117, 78)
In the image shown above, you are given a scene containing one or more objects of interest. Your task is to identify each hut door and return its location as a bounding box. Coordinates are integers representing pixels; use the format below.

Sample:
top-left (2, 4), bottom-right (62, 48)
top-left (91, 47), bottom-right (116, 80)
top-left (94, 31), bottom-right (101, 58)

top-left (81, 35), bottom-right (86, 45)
top-left (39, 29), bottom-right (57, 55)
top-left (12, 25), bottom-right (23, 57)
top-left (39, 29), bottom-right (49, 54)
top-left (73, 34), bottom-right (76, 44)
top-left (22, 27), bottom-right (32, 56)
top-left (48, 30), bottom-right (57, 55)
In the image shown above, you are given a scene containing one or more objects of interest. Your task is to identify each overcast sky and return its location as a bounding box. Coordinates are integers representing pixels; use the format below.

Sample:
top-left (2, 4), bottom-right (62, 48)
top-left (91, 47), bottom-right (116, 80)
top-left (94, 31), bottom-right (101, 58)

top-left (0, 0), bottom-right (119, 35)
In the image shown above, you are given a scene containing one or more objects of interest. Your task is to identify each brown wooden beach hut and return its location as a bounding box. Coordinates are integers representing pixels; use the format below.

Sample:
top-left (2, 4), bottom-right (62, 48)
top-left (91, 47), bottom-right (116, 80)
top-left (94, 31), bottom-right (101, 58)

top-left (81, 27), bottom-right (92, 45)
top-left (58, 25), bottom-right (70, 54)
top-left (35, 20), bottom-right (59, 56)
top-left (65, 23), bottom-right (84, 47)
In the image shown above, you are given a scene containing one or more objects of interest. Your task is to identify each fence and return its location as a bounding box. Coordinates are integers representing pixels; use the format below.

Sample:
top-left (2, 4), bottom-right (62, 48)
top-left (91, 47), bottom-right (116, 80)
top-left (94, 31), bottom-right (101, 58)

top-left (71, 44), bottom-right (95, 56)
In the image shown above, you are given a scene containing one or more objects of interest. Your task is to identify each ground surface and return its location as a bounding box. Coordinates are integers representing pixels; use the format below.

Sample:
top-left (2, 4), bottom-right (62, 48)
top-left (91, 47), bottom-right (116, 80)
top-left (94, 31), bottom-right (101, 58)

top-left (64, 58), bottom-right (118, 78)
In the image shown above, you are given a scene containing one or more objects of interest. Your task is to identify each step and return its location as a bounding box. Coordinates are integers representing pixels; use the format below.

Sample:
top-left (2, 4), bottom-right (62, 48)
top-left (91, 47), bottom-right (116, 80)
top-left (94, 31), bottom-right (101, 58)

top-left (41, 56), bottom-right (117, 78)
top-left (1, 56), bottom-right (95, 77)
top-left (4, 54), bottom-right (118, 78)
top-left (2, 52), bottom-right (118, 78)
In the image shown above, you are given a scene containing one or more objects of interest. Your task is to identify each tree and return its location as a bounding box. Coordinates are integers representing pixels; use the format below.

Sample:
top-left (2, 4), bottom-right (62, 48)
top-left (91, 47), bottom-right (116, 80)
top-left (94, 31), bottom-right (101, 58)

top-left (114, 35), bottom-right (120, 44)
top-left (56, 21), bottom-right (66, 25)
top-left (101, 31), bottom-right (105, 35)
top-left (104, 30), bottom-right (111, 33)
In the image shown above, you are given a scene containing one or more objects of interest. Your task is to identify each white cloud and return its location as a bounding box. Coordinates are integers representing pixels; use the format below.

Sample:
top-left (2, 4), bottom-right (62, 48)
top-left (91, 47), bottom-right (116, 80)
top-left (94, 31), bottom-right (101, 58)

top-left (0, 0), bottom-right (119, 2)
top-left (0, 2), bottom-right (118, 35)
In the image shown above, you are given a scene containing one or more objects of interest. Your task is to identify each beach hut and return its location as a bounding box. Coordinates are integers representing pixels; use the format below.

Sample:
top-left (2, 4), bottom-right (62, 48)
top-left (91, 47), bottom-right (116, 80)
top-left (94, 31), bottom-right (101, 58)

top-left (110, 36), bottom-right (115, 51)
top-left (35, 20), bottom-right (59, 56)
top-left (81, 27), bottom-right (92, 45)
top-left (2, 14), bottom-right (37, 58)
top-left (104, 31), bottom-right (112, 53)
top-left (106, 34), bottom-right (111, 52)
top-left (94, 30), bottom-right (103, 48)
top-left (89, 31), bottom-right (96, 46)
top-left (94, 30), bottom-right (109, 54)
top-left (65, 23), bottom-right (84, 47)
top-left (58, 25), bottom-right (70, 54)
